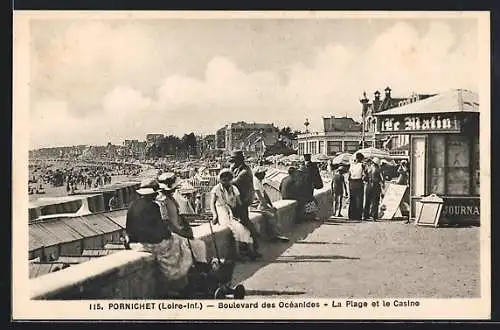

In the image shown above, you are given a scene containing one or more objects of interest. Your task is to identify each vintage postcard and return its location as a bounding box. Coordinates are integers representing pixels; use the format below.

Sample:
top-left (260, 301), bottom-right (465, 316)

top-left (12, 10), bottom-right (490, 320)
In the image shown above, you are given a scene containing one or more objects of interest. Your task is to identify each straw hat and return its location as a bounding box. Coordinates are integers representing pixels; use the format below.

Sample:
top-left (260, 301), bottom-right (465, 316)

top-left (372, 157), bottom-right (381, 166)
top-left (136, 178), bottom-right (159, 195)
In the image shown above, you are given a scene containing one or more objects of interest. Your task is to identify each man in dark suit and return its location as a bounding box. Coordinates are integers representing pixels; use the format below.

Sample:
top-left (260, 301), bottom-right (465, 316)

top-left (280, 166), bottom-right (303, 223)
top-left (230, 150), bottom-right (261, 258)
top-left (280, 166), bottom-right (299, 200)
top-left (298, 154), bottom-right (323, 221)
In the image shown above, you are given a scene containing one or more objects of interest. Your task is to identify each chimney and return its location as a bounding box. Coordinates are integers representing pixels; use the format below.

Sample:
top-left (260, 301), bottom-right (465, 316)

top-left (373, 90), bottom-right (381, 113)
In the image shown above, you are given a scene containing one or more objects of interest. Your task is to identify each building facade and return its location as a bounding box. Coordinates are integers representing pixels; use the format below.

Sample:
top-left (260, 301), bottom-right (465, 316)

top-left (297, 116), bottom-right (369, 156)
top-left (297, 87), bottom-right (437, 157)
top-left (215, 122), bottom-right (279, 152)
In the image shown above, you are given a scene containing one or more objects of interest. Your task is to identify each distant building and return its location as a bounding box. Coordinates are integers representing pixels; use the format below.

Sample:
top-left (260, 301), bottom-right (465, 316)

top-left (146, 134), bottom-right (164, 144)
top-left (123, 139), bottom-right (146, 159)
top-left (201, 134), bottom-right (216, 151)
top-left (215, 122), bottom-right (279, 152)
top-left (215, 127), bottom-right (226, 149)
top-left (297, 118), bottom-right (363, 156)
top-left (322, 116), bottom-right (362, 132)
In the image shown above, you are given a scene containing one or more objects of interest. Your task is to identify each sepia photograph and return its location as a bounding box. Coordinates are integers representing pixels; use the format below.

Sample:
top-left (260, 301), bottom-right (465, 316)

top-left (12, 10), bottom-right (490, 320)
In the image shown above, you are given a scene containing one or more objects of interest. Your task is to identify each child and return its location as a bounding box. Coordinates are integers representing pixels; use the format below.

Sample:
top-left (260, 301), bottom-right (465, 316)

top-left (331, 165), bottom-right (348, 217)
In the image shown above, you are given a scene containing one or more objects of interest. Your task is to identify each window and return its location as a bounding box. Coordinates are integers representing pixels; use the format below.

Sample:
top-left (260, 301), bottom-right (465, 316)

top-left (309, 141), bottom-right (317, 155)
top-left (344, 141), bottom-right (359, 153)
top-left (429, 135), bottom-right (446, 194)
top-left (319, 141), bottom-right (325, 154)
top-left (298, 142), bottom-right (304, 155)
top-left (446, 135), bottom-right (470, 196)
top-left (327, 141), bottom-right (342, 155)
top-left (429, 134), bottom-right (476, 196)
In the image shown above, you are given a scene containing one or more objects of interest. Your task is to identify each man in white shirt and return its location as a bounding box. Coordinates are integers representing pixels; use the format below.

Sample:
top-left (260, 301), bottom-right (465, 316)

top-left (252, 167), bottom-right (289, 242)
top-left (348, 152), bottom-right (367, 220)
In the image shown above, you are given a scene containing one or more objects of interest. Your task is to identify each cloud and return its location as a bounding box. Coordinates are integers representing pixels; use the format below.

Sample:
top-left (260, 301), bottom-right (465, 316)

top-left (31, 21), bottom-right (175, 116)
top-left (29, 20), bottom-right (479, 148)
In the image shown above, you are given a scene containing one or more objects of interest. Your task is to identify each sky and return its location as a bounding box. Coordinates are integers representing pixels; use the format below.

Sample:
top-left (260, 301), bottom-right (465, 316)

top-left (28, 15), bottom-right (479, 149)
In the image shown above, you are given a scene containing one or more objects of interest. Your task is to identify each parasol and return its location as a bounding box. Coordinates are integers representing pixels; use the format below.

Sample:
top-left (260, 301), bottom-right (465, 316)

top-left (312, 153), bottom-right (330, 162)
top-left (353, 147), bottom-right (392, 160)
top-left (331, 153), bottom-right (352, 165)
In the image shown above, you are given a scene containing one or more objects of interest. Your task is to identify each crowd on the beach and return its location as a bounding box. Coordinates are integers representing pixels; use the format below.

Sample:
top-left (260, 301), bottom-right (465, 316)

top-left (28, 160), bottom-right (142, 195)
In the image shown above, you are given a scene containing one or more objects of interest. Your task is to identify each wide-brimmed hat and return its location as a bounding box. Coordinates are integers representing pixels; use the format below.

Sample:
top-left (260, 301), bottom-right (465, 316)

top-left (136, 178), bottom-right (159, 195)
top-left (372, 157), bottom-right (381, 165)
top-left (229, 150), bottom-right (244, 162)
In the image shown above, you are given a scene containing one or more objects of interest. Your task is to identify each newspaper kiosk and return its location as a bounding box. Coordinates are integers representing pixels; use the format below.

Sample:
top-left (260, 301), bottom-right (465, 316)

top-left (374, 89), bottom-right (480, 225)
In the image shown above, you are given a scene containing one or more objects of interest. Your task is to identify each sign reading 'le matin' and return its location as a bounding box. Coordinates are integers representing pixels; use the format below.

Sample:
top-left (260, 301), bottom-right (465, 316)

top-left (378, 114), bottom-right (461, 134)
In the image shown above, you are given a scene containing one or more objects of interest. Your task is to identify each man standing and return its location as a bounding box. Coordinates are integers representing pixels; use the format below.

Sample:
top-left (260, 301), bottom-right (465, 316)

top-left (298, 154), bottom-right (323, 221)
top-left (331, 165), bottom-right (348, 217)
top-left (348, 152), bottom-right (366, 221)
top-left (229, 150), bottom-right (262, 257)
top-left (253, 167), bottom-right (289, 242)
top-left (364, 157), bottom-right (385, 221)
top-left (280, 166), bottom-right (298, 200)
top-left (194, 193), bottom-right (203, 214)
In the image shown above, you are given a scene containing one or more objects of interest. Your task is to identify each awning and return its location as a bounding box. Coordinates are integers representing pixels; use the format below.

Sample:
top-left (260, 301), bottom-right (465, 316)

top-left (374, 89), bottom-right (479, 116)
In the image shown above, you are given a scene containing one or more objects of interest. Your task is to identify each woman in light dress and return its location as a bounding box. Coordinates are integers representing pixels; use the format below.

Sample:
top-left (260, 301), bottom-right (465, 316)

top-left (210, 169), bottom-right (257, 261)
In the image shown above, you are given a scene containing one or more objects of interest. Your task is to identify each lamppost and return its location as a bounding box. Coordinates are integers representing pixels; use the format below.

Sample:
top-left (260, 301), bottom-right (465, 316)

top-left (304, 118), bottom-right (310, 155)
top-left (359, 92), bottom-right (369, 149)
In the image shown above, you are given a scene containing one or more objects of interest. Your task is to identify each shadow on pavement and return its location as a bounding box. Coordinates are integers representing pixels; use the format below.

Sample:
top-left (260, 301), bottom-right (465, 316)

top-left (275, 255), bottom-right (360, 261)
top-left (232, 220), bottom-right (323, 284)
top-left (245, 289), bottom-right (306, 296)
top-left (294, 241), bottom-right (347, 245)
top-left (323, 219), bottom-right (363, 225)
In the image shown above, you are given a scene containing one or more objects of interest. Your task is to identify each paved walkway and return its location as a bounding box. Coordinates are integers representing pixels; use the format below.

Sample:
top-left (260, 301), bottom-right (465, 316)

top-left (233, 217), bottom-right (480, 299)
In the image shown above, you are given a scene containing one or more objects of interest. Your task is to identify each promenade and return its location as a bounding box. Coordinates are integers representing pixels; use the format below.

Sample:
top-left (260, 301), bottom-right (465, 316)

top-left (233, 217), bottom-right (480, 299)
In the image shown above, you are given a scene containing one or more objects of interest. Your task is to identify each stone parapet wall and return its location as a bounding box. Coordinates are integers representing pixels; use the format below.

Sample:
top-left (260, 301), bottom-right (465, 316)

top-left (30, 187), bottom-right (332, 300)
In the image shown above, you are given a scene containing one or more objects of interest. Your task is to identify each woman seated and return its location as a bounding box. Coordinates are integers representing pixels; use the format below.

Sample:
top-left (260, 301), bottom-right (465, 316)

top-left (210, 169), bottom-right (260, 261)
top-left (157, 172), bottom-right (207, 264)
top-left (125, 178), bottom-right (193, 297)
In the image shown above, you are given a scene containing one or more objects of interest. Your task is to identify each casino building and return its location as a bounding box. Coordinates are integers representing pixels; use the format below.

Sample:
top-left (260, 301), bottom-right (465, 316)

top-left (373, 89), bottom-right (480, 225)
